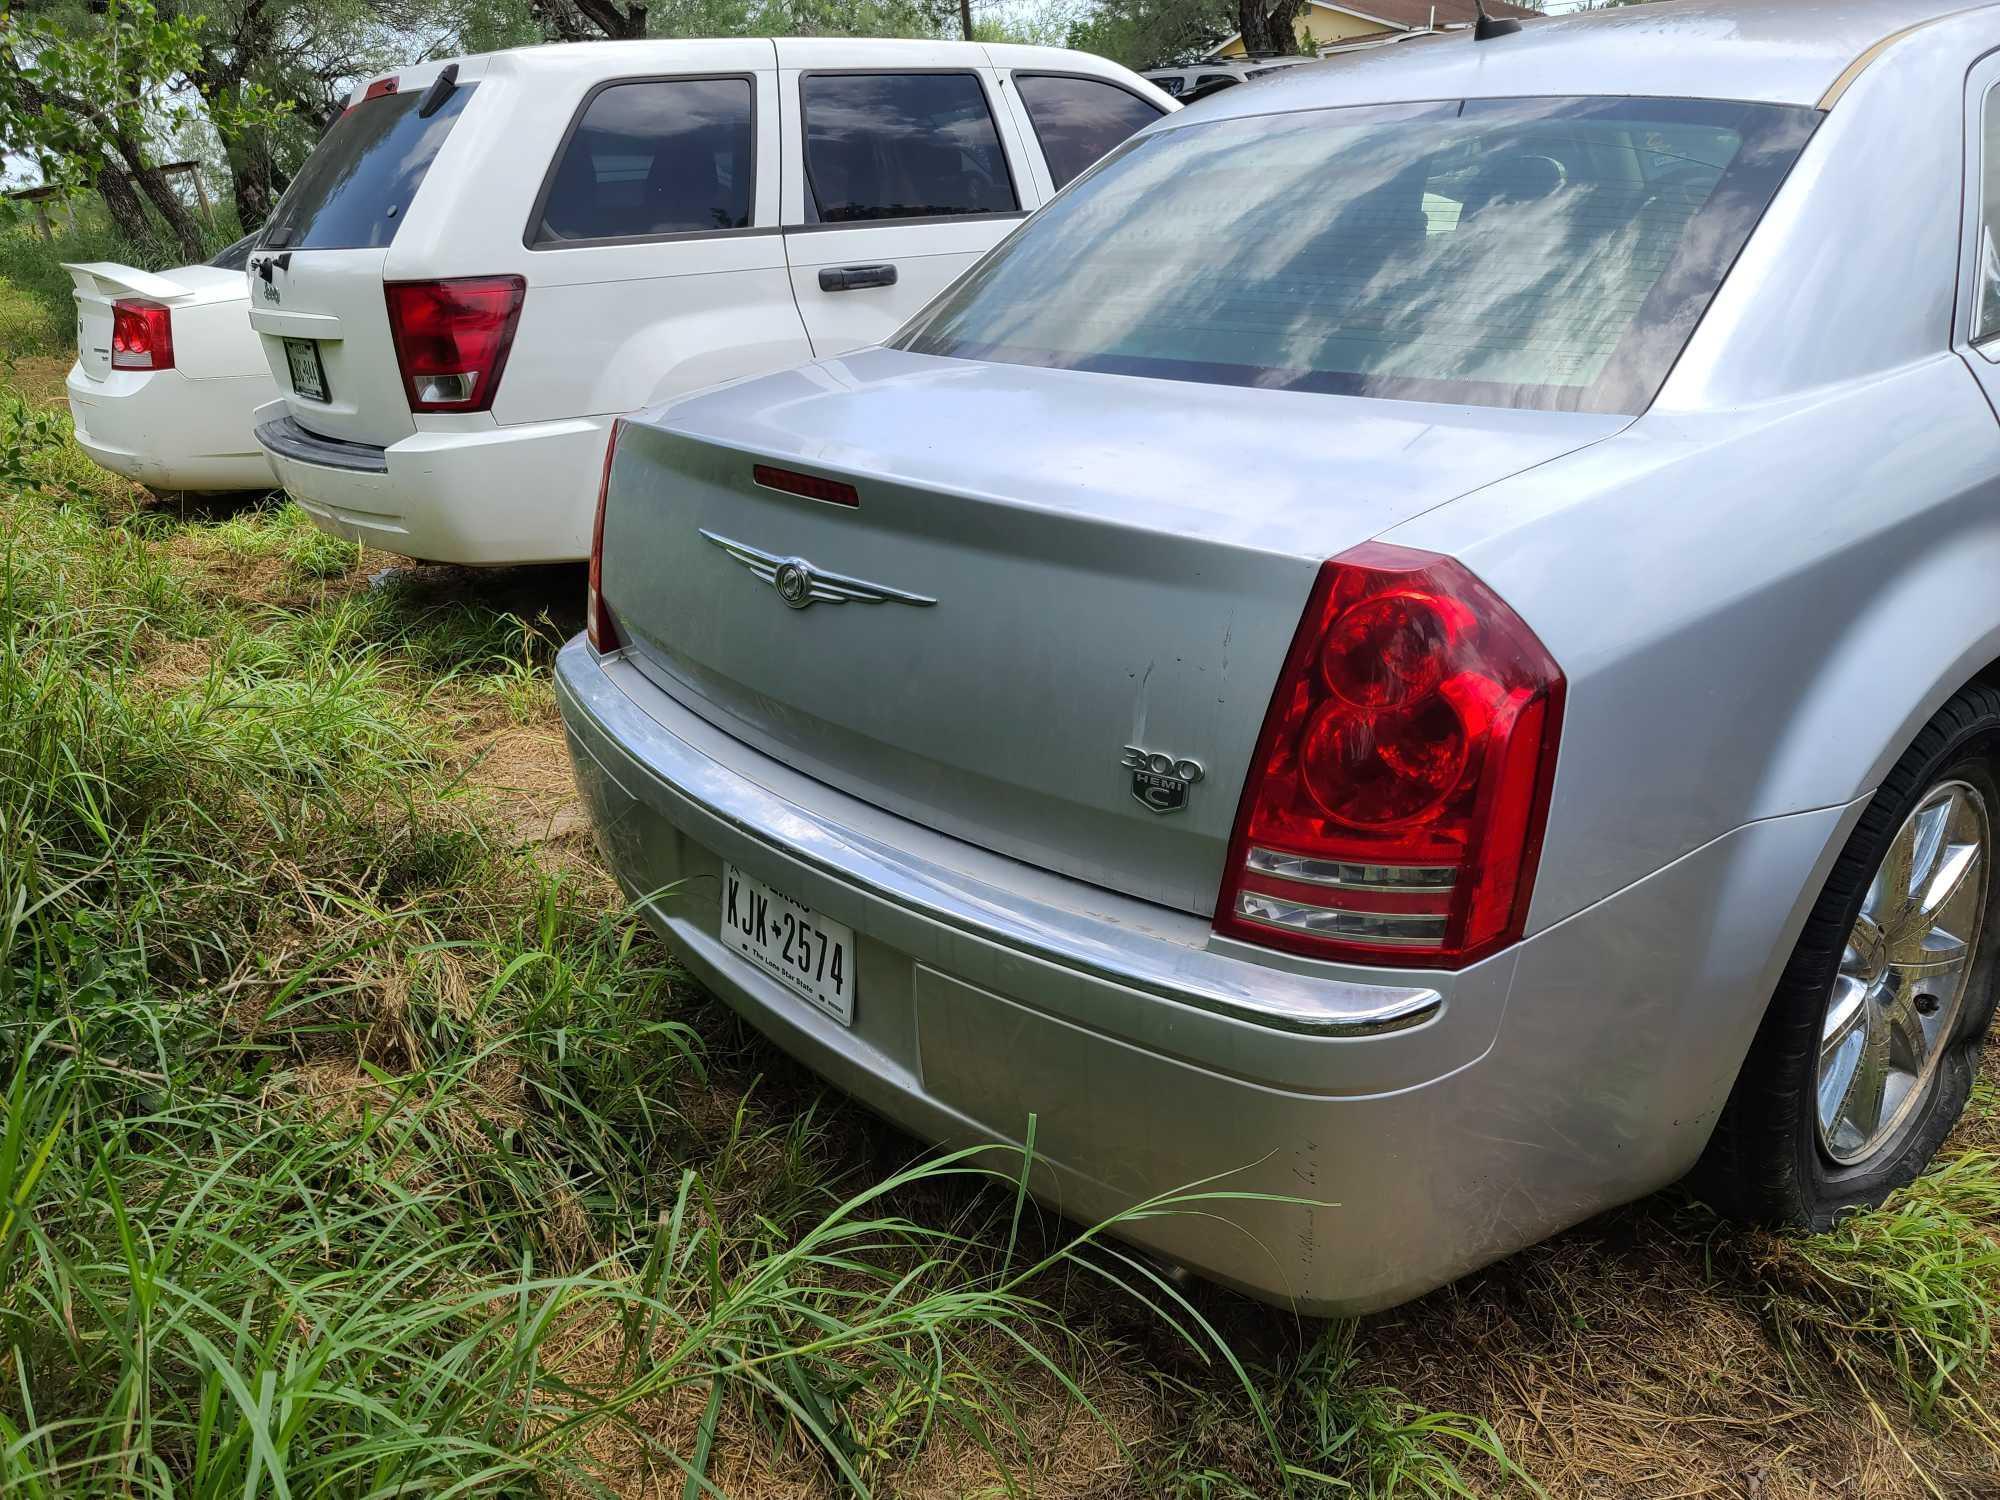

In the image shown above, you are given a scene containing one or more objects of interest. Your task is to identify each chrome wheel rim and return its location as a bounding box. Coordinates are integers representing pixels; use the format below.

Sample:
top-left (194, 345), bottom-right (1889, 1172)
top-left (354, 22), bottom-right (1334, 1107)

top-left (1817, 780), bottom-right (1990, 1166)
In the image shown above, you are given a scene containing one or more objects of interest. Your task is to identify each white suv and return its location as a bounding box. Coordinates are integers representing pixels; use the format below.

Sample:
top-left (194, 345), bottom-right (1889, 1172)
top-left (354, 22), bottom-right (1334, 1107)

top-left (248, 38), bottom-right (1172, 565)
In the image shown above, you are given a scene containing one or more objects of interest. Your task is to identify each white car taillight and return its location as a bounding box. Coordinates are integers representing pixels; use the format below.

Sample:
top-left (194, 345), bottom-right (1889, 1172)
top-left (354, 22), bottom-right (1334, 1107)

top-left (110, 298), bottom-right (174, 370)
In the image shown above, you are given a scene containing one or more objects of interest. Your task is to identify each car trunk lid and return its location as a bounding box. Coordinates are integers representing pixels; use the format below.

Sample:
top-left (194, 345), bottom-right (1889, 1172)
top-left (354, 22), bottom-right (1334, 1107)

top-left (599, 349), bottom-right (1623, 915)
top-left (64, 263), bottom-right (234, 382)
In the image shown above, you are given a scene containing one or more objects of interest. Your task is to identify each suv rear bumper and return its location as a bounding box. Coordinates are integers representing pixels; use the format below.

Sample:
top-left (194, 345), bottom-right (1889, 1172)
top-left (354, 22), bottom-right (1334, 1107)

top-left (556, 637), bottom-right (1858, 1314)
top-left (252, 399), bottom-right (607, 564)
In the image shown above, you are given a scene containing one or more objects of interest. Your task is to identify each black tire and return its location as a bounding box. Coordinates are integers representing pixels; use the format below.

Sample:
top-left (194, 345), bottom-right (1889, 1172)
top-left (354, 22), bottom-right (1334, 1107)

top-left (1698, 684), bottom-right (2000, 1229)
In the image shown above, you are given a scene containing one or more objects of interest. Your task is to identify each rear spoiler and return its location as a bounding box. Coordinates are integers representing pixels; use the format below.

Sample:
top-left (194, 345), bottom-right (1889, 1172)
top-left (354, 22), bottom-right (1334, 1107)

top-left (61, 262), bottom-right (196, 303)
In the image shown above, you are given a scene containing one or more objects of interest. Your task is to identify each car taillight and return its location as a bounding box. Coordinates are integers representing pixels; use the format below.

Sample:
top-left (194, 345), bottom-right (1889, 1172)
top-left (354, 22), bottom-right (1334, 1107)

top-left (383, 276), bottom-right (525, 412)
top-left (586, 418), bottom-right (624, 654)
top-left (110, 299), bottom-right (174, 370)
top-left (1214, 543), bottom-right (1564, 970)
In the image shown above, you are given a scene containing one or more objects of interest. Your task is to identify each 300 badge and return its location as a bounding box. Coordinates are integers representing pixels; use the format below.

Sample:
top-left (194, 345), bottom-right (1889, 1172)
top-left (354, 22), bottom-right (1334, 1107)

top-left (1121, 745), bottom-right (1204, 815)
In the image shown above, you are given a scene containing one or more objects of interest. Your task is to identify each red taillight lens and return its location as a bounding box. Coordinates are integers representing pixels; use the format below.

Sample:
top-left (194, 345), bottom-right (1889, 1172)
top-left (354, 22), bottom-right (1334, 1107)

top-left (586, 418), bottom-right (624, 654)
top-left (383, 276), bottom-right (525, 413)
top-left (1215, 543), bottom-right (1564, 969)
top-left (110, 298), bottom-right (174, 371)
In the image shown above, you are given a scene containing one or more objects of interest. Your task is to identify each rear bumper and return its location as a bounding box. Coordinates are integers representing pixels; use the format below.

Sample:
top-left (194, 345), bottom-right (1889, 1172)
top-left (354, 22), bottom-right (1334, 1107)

top-left (67, 364), bottom-right (275, 492)
top-left (253, 399), bottom-right (607, 564)
top-left (556, 638), bottom-right (1860, 1314)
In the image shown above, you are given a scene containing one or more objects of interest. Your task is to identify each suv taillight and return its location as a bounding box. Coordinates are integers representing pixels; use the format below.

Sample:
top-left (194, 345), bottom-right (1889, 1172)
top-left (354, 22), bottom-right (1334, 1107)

top-left (586, 418), bottom-right (624, 654)
top-left (1214, 543), bottom-right (1564, 970)
top-left (383, 276), bottom-right (524, 412)
top-left (110, 299), bottom-right (174, 370)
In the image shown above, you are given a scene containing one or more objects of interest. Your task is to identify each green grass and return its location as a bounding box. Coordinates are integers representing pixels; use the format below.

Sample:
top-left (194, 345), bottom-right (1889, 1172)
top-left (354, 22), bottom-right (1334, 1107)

top-left (1766, 1152), bottom-right (2000, 1425)
top-left (0, 348), bottom-right (1474, 1496)
top-left (5, 284), bottom-right (2000, 1496)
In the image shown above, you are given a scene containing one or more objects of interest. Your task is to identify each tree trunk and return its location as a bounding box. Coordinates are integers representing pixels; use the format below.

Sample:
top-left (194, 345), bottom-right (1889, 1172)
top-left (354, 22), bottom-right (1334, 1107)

top-left (1238, 0), bottom-right (1303, 57)
top-left (120, 140), bottom-right (209, 262)
top-left (960, 0), bottom-right (975, 40)
top-left (223, 138), bottom-right (281, 230)
top-left (198, 66), bottom-right (281, 232)
top-left (572, 0), bottom-right (648, 38)
top-left (94, 162), bottom-right (156, 247)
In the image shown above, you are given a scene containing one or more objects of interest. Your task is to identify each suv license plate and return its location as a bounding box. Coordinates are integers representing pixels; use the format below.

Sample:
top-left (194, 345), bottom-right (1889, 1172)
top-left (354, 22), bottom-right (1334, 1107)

top-left (722, 863), bottom-right (855, 1025)
top-left (283, 338), bottom-right (328, 402)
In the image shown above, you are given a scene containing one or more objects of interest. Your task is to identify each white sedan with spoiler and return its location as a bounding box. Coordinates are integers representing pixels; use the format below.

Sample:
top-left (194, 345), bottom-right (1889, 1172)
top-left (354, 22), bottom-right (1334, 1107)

top-left (63, 235), bottom-right (278, 493)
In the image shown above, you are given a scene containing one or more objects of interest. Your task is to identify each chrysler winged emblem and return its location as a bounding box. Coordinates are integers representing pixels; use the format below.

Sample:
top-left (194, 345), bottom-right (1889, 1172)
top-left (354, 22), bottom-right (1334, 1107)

top-left (700, 530), bottom-right (937, 610)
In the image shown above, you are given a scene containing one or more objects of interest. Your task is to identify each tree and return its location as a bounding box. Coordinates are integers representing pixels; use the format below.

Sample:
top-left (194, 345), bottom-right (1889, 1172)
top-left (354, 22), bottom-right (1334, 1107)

top-left (180, 0), bottom-right (291, 226)
top-left (528, 0), bottom-right (649, 39)
top-left (1235, 0), bottom-right (1302, 58)
top-left (1067, 0), bottom-right (1232, 70)
top-left (0, 0), bottom-right (219, 259)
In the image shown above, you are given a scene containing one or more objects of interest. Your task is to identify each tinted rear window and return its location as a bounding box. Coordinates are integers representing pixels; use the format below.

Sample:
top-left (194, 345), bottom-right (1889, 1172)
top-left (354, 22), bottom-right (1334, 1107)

top-left (1015, 74), bottom-right (1164, 190)
top-left (899, 96), bottom-right (1816, 413)
top-left (534, 76), bottom-right (755, 245)
top-left (264, 84), bottom-right (476, 250)
top-left (802, 72), bottom-right (1016, 223)
top-left (208, 232), bottom-right (258, 270)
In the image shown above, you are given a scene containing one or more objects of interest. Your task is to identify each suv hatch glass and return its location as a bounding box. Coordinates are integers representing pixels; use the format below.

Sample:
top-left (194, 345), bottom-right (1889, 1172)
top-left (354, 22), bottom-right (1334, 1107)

top-left (263, 84), bottom-right (476, 250)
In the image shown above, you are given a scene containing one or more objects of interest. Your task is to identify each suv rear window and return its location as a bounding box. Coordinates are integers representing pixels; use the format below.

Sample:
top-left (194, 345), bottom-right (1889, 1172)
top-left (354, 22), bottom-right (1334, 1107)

top-left (263, 83), bottom-right (476, 250)
top-left (898, 96), bottom-right (1818, 414)
top-left (801, 72), bottom-right (1016, 223)
top-left (533, 76), bottom-right (755, 245)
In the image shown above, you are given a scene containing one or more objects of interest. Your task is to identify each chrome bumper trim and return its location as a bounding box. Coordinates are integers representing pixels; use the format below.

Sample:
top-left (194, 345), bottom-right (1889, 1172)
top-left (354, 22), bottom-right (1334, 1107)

top-left (558, 642), bottom-right (1444, 1038)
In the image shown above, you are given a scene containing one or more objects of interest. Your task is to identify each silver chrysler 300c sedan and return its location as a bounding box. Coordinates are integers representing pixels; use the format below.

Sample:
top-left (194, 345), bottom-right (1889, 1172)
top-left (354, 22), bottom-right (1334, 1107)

top-left (558, 0), bottom-right (2000, 1314)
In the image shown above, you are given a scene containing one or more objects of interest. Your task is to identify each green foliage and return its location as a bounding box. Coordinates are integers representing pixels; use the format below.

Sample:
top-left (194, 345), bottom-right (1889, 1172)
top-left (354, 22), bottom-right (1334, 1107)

top-left (0, 283), bottom-right (59, 362)
top-left (641, 0), bottom-right (964, 37)
top-left (0, 1), bottom-right (206, 195)
top-left (1067, 0), bottom-right (1234, 70)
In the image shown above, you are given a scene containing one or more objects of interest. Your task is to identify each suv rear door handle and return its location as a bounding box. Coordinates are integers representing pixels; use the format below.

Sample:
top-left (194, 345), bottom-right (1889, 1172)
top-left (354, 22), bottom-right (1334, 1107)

top-left (819, 264), bottom-right (898, 292)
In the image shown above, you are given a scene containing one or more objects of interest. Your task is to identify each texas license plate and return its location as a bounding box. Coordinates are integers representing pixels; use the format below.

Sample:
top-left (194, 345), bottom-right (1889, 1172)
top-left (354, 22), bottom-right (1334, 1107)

top-left (283, 337), bottom-right (328, 402)
top-left (721, 863), bottom-right (855, 1025)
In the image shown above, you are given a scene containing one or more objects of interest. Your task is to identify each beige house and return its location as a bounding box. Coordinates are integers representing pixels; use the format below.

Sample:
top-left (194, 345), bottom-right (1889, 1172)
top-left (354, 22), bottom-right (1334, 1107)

top-left (1209, 0), bottom-right (1540, 61)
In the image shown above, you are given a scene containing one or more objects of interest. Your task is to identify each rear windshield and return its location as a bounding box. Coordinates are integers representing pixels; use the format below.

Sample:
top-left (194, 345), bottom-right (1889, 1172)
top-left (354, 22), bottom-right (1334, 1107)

top-left (208, 232), bottom-right (258, 270)
top-left (263, 83), bottom-right (477, 250)
top-left (897, 96), bottom-right (1818, 414)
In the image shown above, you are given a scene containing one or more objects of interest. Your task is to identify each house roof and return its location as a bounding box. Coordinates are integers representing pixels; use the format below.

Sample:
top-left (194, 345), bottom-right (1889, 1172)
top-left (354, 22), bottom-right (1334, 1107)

top-left (1332, 0), bottom-right (1538, 27)
top-left (1207, 0), bottom-right (1540, 61)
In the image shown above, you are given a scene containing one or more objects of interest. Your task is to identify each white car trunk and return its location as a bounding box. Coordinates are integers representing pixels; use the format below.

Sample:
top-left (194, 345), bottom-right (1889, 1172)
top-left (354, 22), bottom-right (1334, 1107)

top-left (64, 263), bottom-right (234, 382)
